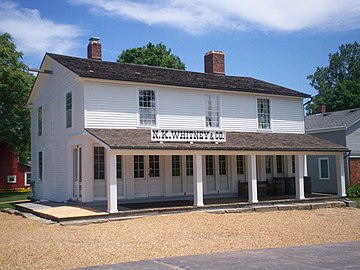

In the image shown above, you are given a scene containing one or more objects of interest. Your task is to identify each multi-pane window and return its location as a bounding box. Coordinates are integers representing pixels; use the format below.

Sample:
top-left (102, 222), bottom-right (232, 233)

top-left (94, 147), bottom-right (105, 180)
top-left (237, 155), bottom-right (245, 175)
top-left (38, 151), bottom-right (43, 181)
top-left (266, 155), bottom-right (272, 174)
top-left (38, 106), bottom-right (42, 136)
top-left (186, 155), bottom-right (193, 176)
top-left (116, 155), bottom-right (122, 179)
top-left (25, 172), bottom-right (31, 186)
top-left (134, 155), bottom-right (145, 178)
top-left (149, 155), bottom-right (160, 177)
top-left (292, 155), bottom-right (296, 174)
top-left (7, 175), bottom-right (16, 183)
top-left (257, 98), bottom-right (270, 129)
top-left (172, 155), bottom-right (181, 177)
top-left (66, 92), bottom-right (72, 128)
top-left (205, 94), bottom-right (220, 128)
top-left (276, 155), bottom-right (283, 174)
top-left (206, 155), bottom-right (214, 175)
top-left (219, 155), bottom-right (227, 175)
top-left (139, 90), bottom-right (156, 126)
top-left (319, 158), bottom-right (330, 180)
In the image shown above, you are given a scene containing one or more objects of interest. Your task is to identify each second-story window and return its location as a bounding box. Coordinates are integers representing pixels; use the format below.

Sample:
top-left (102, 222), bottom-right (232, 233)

top-left (38, 106), bottom-right (42, 136)
top-left (139, 90), bottom-right (156, 126)
top-left (205, 94), bottom-right (220, 128)
top-left (66, 92), bottom-right (72, 128)
top-left (257, 98), bottom-right (271, 130)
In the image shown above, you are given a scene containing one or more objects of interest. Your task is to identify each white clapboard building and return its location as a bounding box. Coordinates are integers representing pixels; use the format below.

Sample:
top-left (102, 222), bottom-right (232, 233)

top-left (27, 38), bottom-right (348, 213)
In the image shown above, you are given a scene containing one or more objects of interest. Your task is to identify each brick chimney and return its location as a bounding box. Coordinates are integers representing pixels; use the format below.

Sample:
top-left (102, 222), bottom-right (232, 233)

top-left (204, 51), bottom-right (225, 75)
top-left (87, 37), bottom-right (101, 60)
top-left (317, 104), bottom-right (326, 113)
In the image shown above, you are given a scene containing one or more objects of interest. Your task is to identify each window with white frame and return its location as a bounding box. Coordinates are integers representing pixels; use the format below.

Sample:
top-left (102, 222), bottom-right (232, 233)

top-left (7, 175), bottom-right (16, 183)
top-left (66, 92), bottom-right (72, 128)
top-left (237, 155), bottom-right (245, 175)
top-left (94, 147), bottom-right (105, 180)
top-left (139, 90), bottom-right (156, 126)
top-left (205, 94), bottom-right (220, 128)
top-left (38, 106), bottom-right (42, 136)
top-left (25, 172), bottom-right (31, 186)
top-left (134, 155), bottom-right (145, 178)
top-left (149, 155), bottom-right (160, 177)
top-left (38, 151), bottom-right (43, 181)
top-left (318, 158), bottom-right (330, 180)
top-left (257, 98), bottom-right (271, 129)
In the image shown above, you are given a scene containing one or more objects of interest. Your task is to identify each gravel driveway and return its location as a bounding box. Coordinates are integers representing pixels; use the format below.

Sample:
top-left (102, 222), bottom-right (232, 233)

top-left (1, 208), bottom-right (360, 270)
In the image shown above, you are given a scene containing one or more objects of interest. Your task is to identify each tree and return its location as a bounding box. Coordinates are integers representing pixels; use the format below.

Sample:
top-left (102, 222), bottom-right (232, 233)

top-left (117, 42), bottom-right (186, 70)
top-left (306, 42), bottom-right (360, 114)
top-left (0, 33), bottom-right (34, 163)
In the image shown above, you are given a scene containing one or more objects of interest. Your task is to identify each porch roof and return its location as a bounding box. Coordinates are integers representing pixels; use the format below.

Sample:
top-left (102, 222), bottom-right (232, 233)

top-left (85, 129), bottom-right (348, 153)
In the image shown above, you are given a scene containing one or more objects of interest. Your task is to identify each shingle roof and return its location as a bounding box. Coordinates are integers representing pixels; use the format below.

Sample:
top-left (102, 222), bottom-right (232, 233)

top-left (305, 108), bottom-right (360, 131)
top-left (47, 53), bottom-right (310, 98)
top-left (86, 129), bottom-right (347, 152)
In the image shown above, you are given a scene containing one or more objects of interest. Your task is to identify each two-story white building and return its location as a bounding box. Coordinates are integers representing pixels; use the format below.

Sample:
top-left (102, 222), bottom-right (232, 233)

top-left (27, 38), bottom-right (348, 213)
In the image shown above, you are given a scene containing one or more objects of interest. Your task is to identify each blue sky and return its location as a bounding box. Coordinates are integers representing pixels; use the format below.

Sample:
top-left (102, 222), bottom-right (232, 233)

top-left (1, 0), bottom-right (359, 97)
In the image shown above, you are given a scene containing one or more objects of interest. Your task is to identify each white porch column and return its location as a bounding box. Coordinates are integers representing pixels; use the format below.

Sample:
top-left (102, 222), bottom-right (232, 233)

top-left (303, 155), bottom-right (308, 176)
top-left (336, 153), bottom-right (346, 197)
top-left (106, 150), bottom-right (118, 213)
top-left (286, 155), bottom-right (293, 177)
top-left (246, 155), bottom-right (258, 203)
top-left (193, 155), bottom-right (204, 207)
top-left (259, 156), bottom-right (267, 182)
top-left (164, 155), bottom-right (172, 197)
top-left (295, 155), bottom-right (305, 200)
top-left (81, 138), bottom-right (93, 202)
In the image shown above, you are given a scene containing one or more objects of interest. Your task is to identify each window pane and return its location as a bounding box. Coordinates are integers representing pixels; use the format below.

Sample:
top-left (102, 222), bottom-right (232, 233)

top-left (237, 155), bottom-right (244, 175)
top-left (116, 155), bottom-right (122, 179)
top-left (149, 155), bottom-right (160, 177)
top-left (172, 155), bottom-right (181, 177)
top-left (66, 92), bottom-right (72, 128)
top-left (276, 155), bottom-right (283, 174)
top-left (320, 159), bottom-right (329, 179)
top-left (206, 155), bottom-right (214, 175)
top-left (186, 155), bottom-right (193, 176)
top-left (257, 99), bottom-right (270, 129)
top-left (205, 95), bottom-right (220, 128)
top-left (219, 155), bottom-right (227, 175)
top-left (94, 147), bottom-right (105, 180)
top-left (139, 90), bottom-right (156, 126)
top-left (134, 155), bottom-right (145, 178)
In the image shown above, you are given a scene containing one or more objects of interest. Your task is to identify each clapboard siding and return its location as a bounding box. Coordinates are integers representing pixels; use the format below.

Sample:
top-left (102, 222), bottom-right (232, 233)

top-left (271, 97), bottom-right (304, 133)
top-left (31, 57), bottom-right (83, 202)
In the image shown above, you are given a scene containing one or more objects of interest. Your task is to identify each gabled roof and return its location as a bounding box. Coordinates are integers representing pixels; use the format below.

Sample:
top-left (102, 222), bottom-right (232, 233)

top-left (305, 108), bottom-right (360, 131)
top-left (47, 53), bottom-right (310, 98)
top-left (86, 129), bottom-right (347, 152)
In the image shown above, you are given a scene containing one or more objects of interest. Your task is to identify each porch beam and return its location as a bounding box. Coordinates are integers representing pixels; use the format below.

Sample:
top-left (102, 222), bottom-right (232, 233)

top-left (246, 154), bottom-right (258, 203)
top-left (295, 155), bottom-right (305, 200)
top-left (106, 150), bottom-right (118, 213)
top-left (193, 155), bottom-right (204, 207)
top-left (336, 153), bottom-right (346, 197)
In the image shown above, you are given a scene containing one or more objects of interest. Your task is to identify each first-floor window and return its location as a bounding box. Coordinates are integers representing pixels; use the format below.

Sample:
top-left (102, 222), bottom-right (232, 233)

top-left (206, 155), bottom-right (214, 175)
top-left (149, 155), bottom-right (160, 177)
top-left (319, 158), bottom-right (330, 180)
top-left (172, 155), bottom-right (181, 177)
top-left (38, 151), bottom-right (43, 181)
top-left (292, 155), bottom-right (296, 174)
top-left (116, 155), bottom-right (122, 179)
top-left (237, 155), bottom-right (245, 175)
top-left (134, 155), bottom-right (145, 178)
top-left (276, 155), bottom-right (283, 174)
top-left (25, 172), bottom-right (31, 186)
top-left (219, 155), bottom-right (227, 175)
top-left (94, 147), bottom-right (105, 180)
top-left (266, 156), bottom-right (272, 174)
top-left (186, 155), bottom-right (193, 176)
top-left (7, 175), bottom-right (16, 183)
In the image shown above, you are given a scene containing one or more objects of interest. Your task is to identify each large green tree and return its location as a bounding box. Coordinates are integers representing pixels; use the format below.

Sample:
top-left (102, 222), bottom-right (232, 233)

top-left (306, 42), bottom-right (360, 114)
top-left (0, 33), bottom-right (34, 163)
top-left (117, 42), bottom-right (186, 70)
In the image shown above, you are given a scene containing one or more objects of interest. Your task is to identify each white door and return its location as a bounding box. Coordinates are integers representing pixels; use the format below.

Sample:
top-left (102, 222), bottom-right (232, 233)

top-left (72, 146), bottom-right (82, 200)
top-left (185, 155), bottom-right (194, 195)
top-left (218, 155), bottom-right (230, 192)
top-left (134, 155), bottom-right (163, 198)
top-left (206, 155), bottom-right (216, 193)
top-left (172, 155), bottom-right (183, 195)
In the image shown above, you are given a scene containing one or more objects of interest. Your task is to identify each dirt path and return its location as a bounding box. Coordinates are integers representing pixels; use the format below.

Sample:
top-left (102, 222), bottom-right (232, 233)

top-left (1, 208), bottom-right (360, 270)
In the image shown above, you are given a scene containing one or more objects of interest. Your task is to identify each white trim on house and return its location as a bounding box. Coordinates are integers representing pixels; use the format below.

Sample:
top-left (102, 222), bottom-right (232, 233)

top-left (7, 175), bottom-right (17, 183)
top-left (318, 157), bottom-right (330, 180)
top-left (24, 172), bottom-right (31, 186)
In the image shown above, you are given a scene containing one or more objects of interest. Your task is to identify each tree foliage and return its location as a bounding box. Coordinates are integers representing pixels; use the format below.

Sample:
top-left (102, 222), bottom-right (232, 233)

top-left (0, 33), bottom-right (34, 163)
top-left (306, 42), bottom-right (360, 114)
top-left (117, 42), bottom-right (186, 70)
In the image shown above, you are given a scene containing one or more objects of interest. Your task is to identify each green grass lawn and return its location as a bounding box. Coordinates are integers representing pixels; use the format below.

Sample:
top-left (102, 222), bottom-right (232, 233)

top-left (0, 191), bottom-right (31, 210)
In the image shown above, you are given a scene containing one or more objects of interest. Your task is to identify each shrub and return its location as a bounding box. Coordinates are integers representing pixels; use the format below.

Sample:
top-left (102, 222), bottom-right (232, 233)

top-left (0, 187), bottom-right (31, 193)
top-left (347, 184), bottom-right (360, 198)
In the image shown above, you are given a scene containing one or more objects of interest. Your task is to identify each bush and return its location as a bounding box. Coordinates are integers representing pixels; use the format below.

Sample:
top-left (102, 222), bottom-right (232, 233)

top-left (0, 187), bottom-right (31, 193)
top-left (347, 184), bottom-right (360, 198)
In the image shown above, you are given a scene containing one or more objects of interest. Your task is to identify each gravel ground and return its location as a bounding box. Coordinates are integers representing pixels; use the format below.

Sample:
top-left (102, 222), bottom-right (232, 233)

top-left (1, 208), bottom-right (360, 270)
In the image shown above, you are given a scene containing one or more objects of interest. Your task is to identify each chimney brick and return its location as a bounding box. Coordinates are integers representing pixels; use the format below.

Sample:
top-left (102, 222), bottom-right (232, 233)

top-left (204, 51), bottom-right (225, 75)
top-left (87, 37), bottom-right (102, 60)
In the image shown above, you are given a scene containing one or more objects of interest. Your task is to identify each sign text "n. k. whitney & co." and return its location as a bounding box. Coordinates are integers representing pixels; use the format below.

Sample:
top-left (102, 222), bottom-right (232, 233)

top-left (151, 129), bottom-right (226, 143)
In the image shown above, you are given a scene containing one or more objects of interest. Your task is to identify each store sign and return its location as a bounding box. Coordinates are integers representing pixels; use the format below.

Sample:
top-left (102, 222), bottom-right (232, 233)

top-left (151, 129), bottom-right (226, 142)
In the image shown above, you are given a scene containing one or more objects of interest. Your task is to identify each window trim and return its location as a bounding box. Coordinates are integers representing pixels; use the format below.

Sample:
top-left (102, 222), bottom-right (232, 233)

top-left (137, 89), bottom-right (158, 127)
top-left (7, 175), bottom-right (17, 184)
top-left (149, 155), bottom-right (160, 178)
top-left (134, 155), bottom-right (145, 179)
top-left (66, 92), bottom-right (72, 128)
top-left (236, 155), bottom-right (245, 175)
top-left (276, 155), bottom-right (283, 174)
top-left (318, 157), bottom-right (330, 180)
top-left (256, 98), bottom-right (272, 131)
top-left (38, 106), bottom-right (43, 136)
top-left (204, 93), bottom-right (221, 129)
top-left (94, 146), bottom-right (105, 181)
top-left (24, 172), bottom-right (31, 186)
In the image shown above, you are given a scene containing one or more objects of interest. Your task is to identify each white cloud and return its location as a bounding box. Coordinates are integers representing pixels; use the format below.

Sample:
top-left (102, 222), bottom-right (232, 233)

top-left (74, 0), bottom-right (360, 34)
top-left (0, 1), bottom-right (86, 57)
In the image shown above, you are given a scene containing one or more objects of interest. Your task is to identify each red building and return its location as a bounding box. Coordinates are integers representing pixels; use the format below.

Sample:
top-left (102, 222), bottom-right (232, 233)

top-left (0, 141), bottom-right (31, 190)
